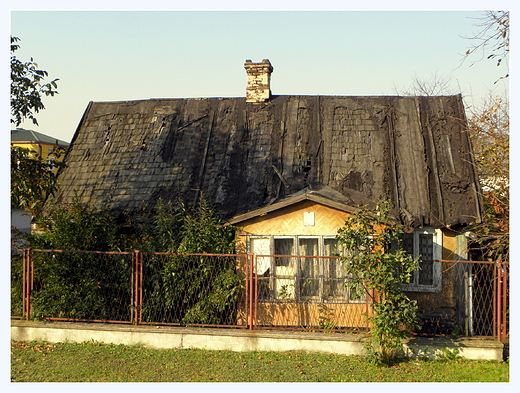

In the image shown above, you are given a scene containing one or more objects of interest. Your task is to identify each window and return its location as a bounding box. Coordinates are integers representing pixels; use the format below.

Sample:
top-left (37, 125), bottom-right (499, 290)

top-left (249, 236), bottom-right (365, 303)
top-left (401, 227), bottom-right (442, 293)
top-left (46, 156), bottom-right (56, 171)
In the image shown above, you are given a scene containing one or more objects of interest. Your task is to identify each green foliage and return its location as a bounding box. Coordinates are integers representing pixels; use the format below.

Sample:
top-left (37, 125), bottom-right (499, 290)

top-left (22, 197), bottom-right (241, 325)
top-left (336, 200), bottom-right (421, 365)
top-left (30, 199), bottom-right (122, 251)
top-left (30, 252), bottom-right (132, 321)
top-left (11, 36), bottom-right (59, 127)
top-left (11, 252), bottom-right (24, 317)
top-left (11, 146), bottom-right (67, 216)
top-left (437, 348), bottom-right (462, 362)
top-left (138, 199), bottom-right (241, 325)
top-left (25, 201), bottom-right (131, 320)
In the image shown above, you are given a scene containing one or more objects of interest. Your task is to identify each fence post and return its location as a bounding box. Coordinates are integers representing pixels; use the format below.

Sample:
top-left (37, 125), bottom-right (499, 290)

top-left (496, 260), bottom-right (508, 342)
top-left (503, 262), bottom-right (509, 342)
top-left (496, 261), bottom-right (503, 342)
top-left (22, 248), bottom-right (33, 320)
top-left (248, 253), bottom-right (255, 330)
top-left (131, 250), bottom-right (143, 325)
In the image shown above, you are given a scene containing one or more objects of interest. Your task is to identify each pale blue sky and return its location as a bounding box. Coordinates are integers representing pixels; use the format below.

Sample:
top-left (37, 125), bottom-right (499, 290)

top-left (9, 6), bottom-right (510, 143)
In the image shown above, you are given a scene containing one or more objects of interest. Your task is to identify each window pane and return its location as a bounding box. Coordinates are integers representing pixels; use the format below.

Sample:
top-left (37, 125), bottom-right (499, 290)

top-left (322, 239), bottom-right (345, 300)
top-left (404, 233), bottom-right (414, 255)
top-left (324, 259), bottom-right (346, 300)
top-left (418, 234), bottom-right (434, 286)
top-left (298, 238), bottom-right (319, 299)
top-left (274, 239), bottom-right (295, 300)
top-left (323, 238), bottom-right (338, 256)
top-left (274, 238), bottom-right (294, 267)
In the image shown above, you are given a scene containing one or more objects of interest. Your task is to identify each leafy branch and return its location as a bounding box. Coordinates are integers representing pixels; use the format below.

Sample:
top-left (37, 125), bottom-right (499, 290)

top-left (10, 36), bottom-right (59, 126)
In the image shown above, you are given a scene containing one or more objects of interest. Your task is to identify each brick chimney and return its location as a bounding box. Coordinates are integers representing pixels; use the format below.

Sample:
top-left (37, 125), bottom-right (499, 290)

top-left (244, 59), bottom-right (273, 103)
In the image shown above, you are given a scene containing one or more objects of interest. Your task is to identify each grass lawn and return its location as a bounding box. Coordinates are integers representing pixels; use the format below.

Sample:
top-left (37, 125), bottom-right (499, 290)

top-left (11, 340), bottom-right (509, 383)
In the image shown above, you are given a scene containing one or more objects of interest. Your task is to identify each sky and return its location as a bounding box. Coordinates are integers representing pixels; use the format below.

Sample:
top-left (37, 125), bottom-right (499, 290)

top-left (7, 3), bottom-right (512, 144)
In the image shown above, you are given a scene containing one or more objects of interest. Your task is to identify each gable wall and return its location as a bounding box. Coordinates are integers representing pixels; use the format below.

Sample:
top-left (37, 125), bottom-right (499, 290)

top-left (236, 200), bottom-right (351, 239)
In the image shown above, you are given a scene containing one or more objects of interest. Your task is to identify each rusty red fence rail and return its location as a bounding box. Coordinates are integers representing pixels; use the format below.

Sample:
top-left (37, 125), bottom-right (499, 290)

top-left (10, 249), bottom-right (509, 341)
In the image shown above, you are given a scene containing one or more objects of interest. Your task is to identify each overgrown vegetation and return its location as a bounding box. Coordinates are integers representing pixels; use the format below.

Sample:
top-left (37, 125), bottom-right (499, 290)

top-left (336, 200), bottom-right (421, 365)
top-left (10, 341), bottom-right (509, 382)
top-left (466, 96), bottom-right (509, 263)
top-left (11, 145), bottom-right (67, 216)
top-left (18, 198), bottom-right (241, 324)
top-left (132, 199), bottom-right (242, 324)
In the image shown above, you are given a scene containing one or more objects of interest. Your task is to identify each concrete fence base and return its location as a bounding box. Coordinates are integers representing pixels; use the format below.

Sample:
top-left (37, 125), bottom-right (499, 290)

top-left (10, 320), bottom-right (504, 361)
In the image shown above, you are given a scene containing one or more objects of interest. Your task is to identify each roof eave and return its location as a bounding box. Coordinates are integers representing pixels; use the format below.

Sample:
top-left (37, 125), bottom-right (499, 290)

top-left (225, 193), bottom-right (361, 226)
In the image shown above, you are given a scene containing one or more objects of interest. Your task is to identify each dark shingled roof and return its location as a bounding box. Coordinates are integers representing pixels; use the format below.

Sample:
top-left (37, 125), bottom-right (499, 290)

top-left (49, 94), bottom-right (483, 228)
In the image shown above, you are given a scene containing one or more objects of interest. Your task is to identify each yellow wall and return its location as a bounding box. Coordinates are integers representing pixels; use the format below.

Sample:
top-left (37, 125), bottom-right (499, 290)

top-left (11, 142), bottom-right (66, 174)
top-left (236, 200), bottom-right (353, 250)
top-left (12, 142), bottom-right (50, 159)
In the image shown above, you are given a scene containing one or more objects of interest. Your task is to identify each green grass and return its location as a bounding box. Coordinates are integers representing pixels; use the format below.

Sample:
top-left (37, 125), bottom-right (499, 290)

top-left (11, 340), bottom-right (509, 382)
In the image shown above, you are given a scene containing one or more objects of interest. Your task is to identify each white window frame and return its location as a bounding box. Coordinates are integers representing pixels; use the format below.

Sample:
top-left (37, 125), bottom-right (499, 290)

top-left (401, 227), bottom-right (443, 293)
top-left (248, 235), bottom-right (365, 303)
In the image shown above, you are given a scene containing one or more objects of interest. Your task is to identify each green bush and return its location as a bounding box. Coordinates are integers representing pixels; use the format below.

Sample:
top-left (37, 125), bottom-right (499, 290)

top-left (20, 198), bottom-right (241, 325)
top-left (336, 200), bottom-right (421, 365)
top-left (138, 199), bottom-right (242, 325)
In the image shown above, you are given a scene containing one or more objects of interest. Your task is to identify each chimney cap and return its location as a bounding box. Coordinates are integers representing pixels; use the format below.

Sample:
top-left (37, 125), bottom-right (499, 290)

top-left (244, 59), bottom-right (273, 72)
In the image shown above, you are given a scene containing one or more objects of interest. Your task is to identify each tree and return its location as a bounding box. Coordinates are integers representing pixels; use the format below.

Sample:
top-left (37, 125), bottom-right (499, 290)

top-left (393, 71), bottom-right (455, 96)
top-left (466, 96), bottom-right (509, 262)
top-left (10, 36), bottom-right (59, 126)
top-left (336, 201), bottom-right (420, 365)
top-left (461, 11), bottom-right (510, 81)
top-left (11, 145), bottom-right (67, 216)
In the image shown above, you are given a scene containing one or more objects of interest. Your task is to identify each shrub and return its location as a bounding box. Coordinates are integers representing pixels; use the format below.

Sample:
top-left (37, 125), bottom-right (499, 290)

top-left (336, 200), bottom-right (421, 365)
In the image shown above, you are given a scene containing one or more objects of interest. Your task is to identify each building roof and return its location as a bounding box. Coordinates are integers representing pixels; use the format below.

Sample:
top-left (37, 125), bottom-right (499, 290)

top-left (11, 128), bottom-right (70, 147)
top-left (226, 186), bottom-right (374, 225)
top-left (48, 94), bottom-right (483, 228)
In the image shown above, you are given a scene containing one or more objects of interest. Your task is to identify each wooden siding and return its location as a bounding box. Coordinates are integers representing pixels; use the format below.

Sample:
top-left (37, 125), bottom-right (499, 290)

top-left (237, 200), bottom-right (352, 238)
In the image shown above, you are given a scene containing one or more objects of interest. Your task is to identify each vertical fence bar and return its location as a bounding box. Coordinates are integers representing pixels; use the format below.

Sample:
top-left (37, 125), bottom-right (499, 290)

top-left (131, 250), bottom-right (138, 324)
top-left (131, 250), bottom-right (135, 323)
top-left (131, 250), bottom-right (143, 325)
top-left (245, 254), bottom-right (250, 329)
top-left (248, 253), bottom-right (255, 330)
top-left (492, 263), bottom-right (497, 339)
top-left (253, 256), bottom-right (258, 330)
top-left (503, 262), bottom-right (509, 341)
top-left (22, 249), bottom-right (26, 319)
top-left (497, 261), bottom-right (508, 342)
top-left (496, 261), bottom-right (503, 342)
top-left (137, 251), bottom-right (143, 325)
top-left (22, 248), bottom-right (33, 320)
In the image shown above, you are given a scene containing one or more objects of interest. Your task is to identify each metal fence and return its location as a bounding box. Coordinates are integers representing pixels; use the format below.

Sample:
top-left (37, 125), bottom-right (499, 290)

top-left (409, 260), bottom-right (509, 342)
top-left (11, 249), bottom-right (509, 341)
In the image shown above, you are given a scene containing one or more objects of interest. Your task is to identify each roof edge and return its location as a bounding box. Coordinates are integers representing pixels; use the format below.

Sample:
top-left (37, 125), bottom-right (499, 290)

top-left (225, 192), bottom-right (361, 226)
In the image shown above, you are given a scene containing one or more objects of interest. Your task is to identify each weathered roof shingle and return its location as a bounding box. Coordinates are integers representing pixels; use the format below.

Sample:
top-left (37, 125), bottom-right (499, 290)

top-left (50, 94), bottom-right (483, 228)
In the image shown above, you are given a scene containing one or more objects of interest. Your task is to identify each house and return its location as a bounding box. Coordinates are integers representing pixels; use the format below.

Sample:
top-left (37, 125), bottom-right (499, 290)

top-left (11, 127), bottom-right (70, 156)
top-left (48, 59), bottom-right (484, 331)
top-left (11, 128), bottom-right (70, 235)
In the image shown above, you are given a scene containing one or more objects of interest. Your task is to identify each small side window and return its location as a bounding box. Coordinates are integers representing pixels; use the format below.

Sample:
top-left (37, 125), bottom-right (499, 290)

top-left (402, 227), bottom-right (442, 293)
